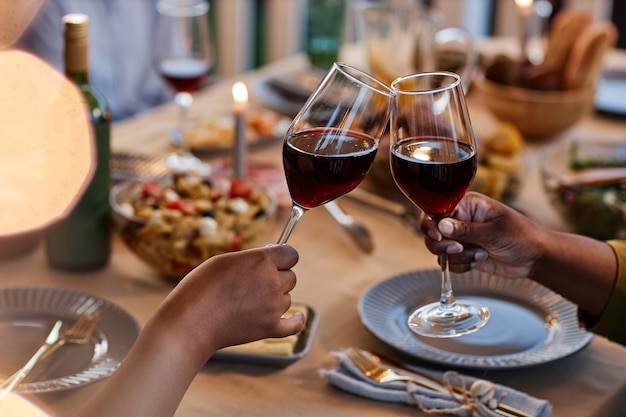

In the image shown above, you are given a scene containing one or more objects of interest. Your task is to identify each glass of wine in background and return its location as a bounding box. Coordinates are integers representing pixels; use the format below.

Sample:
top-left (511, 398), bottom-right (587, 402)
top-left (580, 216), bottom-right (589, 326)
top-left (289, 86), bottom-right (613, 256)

top-left (276, 62), bottom-right (393, 244)
top-left (389, 71), bottom-right (490, 338)
top-left (153, 0), bottom-right (212, 174)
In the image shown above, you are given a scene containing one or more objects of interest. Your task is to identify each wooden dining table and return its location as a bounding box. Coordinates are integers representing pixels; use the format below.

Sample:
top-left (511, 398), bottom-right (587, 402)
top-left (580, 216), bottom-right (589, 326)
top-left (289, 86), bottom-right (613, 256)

top-left (2, 48), bottom-right (626, 417)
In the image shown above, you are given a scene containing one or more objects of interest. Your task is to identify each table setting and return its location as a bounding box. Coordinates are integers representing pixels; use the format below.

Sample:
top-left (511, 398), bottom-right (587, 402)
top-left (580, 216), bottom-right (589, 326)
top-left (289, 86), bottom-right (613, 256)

top-left (2, 1), bottom-right (626, 416)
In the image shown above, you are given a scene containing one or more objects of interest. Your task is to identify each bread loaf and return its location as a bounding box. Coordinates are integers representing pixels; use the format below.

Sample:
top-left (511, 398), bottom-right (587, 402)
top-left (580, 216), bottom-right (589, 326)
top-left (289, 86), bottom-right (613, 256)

top-left (541, 9), bottom-right (592, 77)
top-left (563, 21), bottom-right (618, 89)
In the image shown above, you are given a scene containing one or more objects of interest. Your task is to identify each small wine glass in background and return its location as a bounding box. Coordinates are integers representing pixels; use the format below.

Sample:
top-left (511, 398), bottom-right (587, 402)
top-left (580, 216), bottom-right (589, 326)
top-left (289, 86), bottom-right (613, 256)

top-left (153, 0), bottom-right (213, 174)
top-left (389, 71), bottom-right (490, 338)
top-left (276, 62), bottom-right (393, 244)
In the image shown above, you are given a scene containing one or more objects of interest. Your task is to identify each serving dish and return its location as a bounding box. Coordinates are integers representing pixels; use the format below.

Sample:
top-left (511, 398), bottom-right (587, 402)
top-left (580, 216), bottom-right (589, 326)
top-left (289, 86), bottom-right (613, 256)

top-left (540, 138), bottom-right (626, 240)
top-left (0, 287), bottom-right (140, 393)
top-left (110, 174), bottom-right (277, 281)
top-left (181, 108), bottom-right (290, 155)
top-left (359, 269), bottom-right (593, 370)
top-left (474, 76), bottom-right (595, 140)
top-left (211, 303), bottom-right (319, 367)
top-left (251, 77), bottom-right (311, 118)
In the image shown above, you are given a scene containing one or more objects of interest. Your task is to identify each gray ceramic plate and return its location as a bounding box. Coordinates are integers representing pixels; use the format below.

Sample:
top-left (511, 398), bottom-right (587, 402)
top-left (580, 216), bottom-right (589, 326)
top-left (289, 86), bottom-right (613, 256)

top-left (0, 287), bottom-right (140, 393)
top-left (359, 269), bottom-right (593, 370)
top-left (210, 303), bottom-right (319, 367)
top-left (595, 69), bottom-right (626, 117)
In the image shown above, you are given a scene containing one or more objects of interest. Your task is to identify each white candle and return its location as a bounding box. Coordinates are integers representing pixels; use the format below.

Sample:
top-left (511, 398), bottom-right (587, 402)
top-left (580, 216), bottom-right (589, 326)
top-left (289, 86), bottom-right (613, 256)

top-left (515, 0), bottom-right (534, 62)
top-left (232, 81), bottom-right (248, 179)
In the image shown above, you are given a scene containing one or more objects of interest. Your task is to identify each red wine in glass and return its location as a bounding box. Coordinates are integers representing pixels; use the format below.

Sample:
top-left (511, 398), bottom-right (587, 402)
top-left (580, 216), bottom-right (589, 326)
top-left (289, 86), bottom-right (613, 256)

top-left (391, 137), bottom-right (477, 218)
top-left (158, 57), bottom-right (210, 93)
top-left (283, 127), bottom-right (378, 209)
top-left (276, 63), bottom-right (392, 245)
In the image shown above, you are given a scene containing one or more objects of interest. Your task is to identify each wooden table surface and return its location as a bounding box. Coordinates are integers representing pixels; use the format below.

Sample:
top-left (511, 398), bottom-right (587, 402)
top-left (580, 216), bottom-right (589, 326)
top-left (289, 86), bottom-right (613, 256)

top-left (1, 50), bottom-right (626, 417)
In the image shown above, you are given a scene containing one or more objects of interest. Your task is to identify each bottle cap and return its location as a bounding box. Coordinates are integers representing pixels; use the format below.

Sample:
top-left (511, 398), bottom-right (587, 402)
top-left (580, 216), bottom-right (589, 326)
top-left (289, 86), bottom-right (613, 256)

top-left (62, 13), bottom-right (89, 72)
top-left (62, 13), bottom-right (89, 40)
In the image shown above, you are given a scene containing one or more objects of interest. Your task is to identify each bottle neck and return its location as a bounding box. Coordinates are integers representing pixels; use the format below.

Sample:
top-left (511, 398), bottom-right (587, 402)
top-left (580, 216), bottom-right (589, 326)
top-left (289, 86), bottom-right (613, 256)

top-left (66, 68), bottom-right (89, 86)
top-left (64, 25), bottom-right (89, 85)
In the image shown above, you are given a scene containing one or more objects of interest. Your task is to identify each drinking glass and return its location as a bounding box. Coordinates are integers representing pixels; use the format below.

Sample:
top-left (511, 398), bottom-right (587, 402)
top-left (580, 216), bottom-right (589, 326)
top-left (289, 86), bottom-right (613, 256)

top-left (390, 71), bottom-right (490, 338)
top-left (354, 0), bottom-right (475, 91)
top-left (153, 0), bottom-right (213, 174)
top-left (276, 62), bottom-right (393, 244)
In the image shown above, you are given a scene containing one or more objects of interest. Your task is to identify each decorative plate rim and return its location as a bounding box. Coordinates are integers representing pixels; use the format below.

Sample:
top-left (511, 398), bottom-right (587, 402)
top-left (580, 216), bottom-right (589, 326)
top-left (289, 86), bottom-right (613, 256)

top-left (358, 269), bottom-right (594, 370)
top-left (0, 287), bottom-right (140, 393)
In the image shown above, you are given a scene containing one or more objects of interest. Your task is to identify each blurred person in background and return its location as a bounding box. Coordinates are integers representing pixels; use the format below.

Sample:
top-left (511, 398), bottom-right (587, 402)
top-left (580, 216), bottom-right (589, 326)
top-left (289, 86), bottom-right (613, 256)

top-left (16, 0), bottom-right (173, 120)
top-left (420, 191), bottom-right (626, 346)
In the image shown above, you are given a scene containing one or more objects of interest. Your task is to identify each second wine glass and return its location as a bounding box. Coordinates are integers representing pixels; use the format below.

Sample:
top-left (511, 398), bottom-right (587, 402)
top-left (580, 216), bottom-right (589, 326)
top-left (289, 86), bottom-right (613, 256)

top-left (276, 63), bottom-right (393, 244)
top-left (390, 71), bottom-right (490, 338)
top-left (153, 0), bottom-right (212, 174)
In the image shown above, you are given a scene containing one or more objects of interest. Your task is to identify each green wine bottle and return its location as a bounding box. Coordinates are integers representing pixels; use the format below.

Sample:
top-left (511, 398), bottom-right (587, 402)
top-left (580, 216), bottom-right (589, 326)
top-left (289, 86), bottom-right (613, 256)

top-left (45, 13), bottom-right (111, 271)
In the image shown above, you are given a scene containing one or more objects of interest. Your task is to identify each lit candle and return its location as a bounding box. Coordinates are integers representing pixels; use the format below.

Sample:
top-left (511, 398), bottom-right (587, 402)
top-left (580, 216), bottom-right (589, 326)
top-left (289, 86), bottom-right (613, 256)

top-left (232, 81), bottom-right (248, 179)
top-left (515, 0), bottom-right (534, 62)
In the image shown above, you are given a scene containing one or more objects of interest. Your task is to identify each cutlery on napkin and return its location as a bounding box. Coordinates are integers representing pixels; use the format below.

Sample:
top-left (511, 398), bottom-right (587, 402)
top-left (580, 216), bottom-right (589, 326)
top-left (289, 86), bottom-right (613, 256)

top-left (319, 349), bottom-right (552, 417)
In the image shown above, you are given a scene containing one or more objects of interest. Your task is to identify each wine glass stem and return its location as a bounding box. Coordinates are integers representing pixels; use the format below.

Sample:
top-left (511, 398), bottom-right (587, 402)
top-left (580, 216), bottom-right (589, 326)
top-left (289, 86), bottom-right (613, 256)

top-left (438, 253), bottom-right (458, 310)
top-left (276, 205), bottom-right (306, 244)
top-left (175, 91), bottom-right (193, 156)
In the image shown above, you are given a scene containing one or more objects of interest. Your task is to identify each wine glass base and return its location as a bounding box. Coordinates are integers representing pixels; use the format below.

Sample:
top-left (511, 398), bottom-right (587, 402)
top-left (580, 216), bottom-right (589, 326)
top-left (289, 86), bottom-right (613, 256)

top-left (407, 301), bottom-right (490, 338)
top-left (165, 152), bottom-right (211, 176)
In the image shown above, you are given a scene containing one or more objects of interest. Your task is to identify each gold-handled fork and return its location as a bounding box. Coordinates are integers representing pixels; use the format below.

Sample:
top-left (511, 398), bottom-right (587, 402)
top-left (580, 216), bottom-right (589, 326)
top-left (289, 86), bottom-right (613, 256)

top-left (346, 348), bottom-right (532, 417)
top-left (0, 312), bottom-right (100, 399)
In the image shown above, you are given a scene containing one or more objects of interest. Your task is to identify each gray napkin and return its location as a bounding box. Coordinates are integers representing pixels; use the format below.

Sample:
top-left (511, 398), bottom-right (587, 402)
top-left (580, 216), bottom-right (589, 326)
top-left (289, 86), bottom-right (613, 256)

top-left (319, 350), bottom-right (552, 417)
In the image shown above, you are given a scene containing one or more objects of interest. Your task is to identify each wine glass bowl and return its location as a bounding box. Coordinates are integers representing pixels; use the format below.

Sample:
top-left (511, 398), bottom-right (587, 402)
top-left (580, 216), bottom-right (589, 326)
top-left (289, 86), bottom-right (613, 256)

top-left (283, 127), bottom-right (378, 209)
top-left (153, 0), bottom-right (213, 174)
top-left (277, 63), bottom-right (393, 244)
top-left (390, 71), bottom-right (490, 338)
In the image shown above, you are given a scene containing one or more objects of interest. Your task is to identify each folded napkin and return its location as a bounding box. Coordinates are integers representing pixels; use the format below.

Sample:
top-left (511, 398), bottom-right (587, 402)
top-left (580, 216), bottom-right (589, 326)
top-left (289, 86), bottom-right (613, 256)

top-left (319, 350), bottom-right (552, 417)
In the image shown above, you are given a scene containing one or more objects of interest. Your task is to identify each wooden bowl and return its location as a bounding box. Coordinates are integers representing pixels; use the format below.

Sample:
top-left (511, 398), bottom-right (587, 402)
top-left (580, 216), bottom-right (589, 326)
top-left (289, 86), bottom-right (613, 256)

top-left (474, 78), bottom-right (595, 140)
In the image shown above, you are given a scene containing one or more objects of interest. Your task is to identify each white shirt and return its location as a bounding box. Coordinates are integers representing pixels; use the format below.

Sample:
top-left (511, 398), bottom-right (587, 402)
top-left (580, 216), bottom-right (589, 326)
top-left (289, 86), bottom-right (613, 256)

top-left (17, 0), bottom-right (173, 120)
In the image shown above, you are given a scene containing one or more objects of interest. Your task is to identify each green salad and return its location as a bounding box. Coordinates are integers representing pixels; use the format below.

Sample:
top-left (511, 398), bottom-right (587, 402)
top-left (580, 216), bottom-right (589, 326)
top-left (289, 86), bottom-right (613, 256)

top-left (548, 142), bottom-right (626, 240)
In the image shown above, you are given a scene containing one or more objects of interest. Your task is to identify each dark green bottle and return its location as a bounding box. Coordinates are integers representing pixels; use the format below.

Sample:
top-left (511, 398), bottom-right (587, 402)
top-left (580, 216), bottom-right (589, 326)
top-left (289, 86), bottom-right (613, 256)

top-left (45, 13), bottom-right (111, 271)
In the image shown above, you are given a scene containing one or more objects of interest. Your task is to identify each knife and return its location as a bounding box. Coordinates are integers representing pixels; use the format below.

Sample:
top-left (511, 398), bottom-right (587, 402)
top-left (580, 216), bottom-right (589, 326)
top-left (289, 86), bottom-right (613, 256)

top-left (323, 201), bottom-right (374, 254)
top-left (344, 188), bottom-right (422, 234)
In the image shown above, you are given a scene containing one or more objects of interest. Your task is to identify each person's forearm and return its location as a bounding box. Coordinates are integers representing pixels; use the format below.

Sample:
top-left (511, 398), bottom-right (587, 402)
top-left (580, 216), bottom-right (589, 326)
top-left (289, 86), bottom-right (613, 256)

top-left (74, 318), bottom-right (209, 417)
top-left (531, 229), bottom-right (617, 317)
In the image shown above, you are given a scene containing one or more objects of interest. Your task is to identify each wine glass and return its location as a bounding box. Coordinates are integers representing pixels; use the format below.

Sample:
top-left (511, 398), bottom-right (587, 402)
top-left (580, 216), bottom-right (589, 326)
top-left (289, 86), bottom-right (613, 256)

top-left (276, 62), bottom-right (393, 244)
top-left (389, 71), bottom-right (490, 338)
top-left (153, 0), bottom-right (213, 174)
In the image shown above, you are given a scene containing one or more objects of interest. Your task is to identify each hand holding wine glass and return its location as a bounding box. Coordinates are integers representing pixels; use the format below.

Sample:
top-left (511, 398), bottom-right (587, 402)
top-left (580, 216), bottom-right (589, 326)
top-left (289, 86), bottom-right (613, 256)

top-left (390, 71), bottom-right (490, 338)
top-left (276, 63), bottom-right (393, 244)
top-left (153, 0), bottom-right (212, 174)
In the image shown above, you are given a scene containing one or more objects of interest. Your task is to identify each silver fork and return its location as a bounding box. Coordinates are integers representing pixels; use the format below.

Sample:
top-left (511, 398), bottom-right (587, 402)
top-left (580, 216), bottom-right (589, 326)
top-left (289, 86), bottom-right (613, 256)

top-left (0, 312), bottom-right (99, 399)
top-left (110, 151), bottom-right (171, 181)
top-left (346, 348), bottom-right (531, 417)
top-left (346, 348), bottom-right (445, 393)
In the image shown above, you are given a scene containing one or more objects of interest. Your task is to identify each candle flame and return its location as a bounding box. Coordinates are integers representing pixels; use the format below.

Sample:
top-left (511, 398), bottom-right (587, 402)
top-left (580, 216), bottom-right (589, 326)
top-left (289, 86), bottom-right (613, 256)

top-left (232, 81), bottom-right (248, 105)
top-left (515, 0), bottom-right (533, 9)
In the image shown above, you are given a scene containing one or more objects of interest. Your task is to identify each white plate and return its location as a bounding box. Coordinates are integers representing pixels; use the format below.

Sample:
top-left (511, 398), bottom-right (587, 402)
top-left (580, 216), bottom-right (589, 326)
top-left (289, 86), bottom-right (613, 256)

top-left (0, 287), bottom-right (140, 393)
top-left (358, 269), bottom-right (593, 370)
